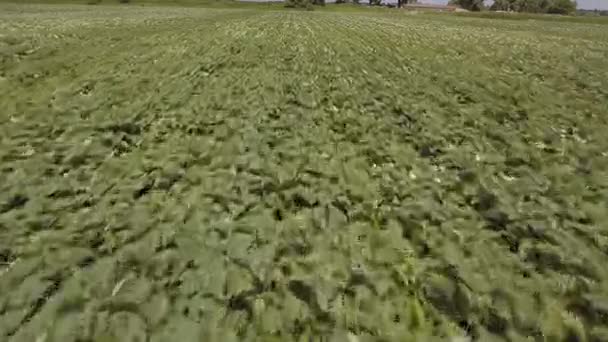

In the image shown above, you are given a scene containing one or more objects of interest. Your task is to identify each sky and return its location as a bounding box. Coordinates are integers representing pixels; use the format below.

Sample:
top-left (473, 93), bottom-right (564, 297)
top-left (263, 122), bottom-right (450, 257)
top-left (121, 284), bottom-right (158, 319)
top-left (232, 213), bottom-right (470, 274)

top-left (420, 0), bottom-right (608, 9)
top-left (569, 0), bottom-right (607, 9)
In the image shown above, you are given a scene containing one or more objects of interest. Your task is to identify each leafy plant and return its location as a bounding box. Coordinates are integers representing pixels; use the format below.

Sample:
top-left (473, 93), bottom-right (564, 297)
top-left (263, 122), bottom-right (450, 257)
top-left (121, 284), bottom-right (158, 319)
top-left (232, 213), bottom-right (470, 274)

top-left (449, 0), bottom-right (485, 11)
top-left (285, 0), bottom-right (312, 9)
top-left (490, 0), bottom-right (576, 14)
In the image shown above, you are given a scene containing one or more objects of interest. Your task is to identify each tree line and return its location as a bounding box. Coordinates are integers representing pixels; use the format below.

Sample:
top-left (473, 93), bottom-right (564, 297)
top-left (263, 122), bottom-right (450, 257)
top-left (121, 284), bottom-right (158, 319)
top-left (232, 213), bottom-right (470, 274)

top-left (285, 0), bottom-right (578, 14)
top-left (450, 0), bottom-right (577, 14)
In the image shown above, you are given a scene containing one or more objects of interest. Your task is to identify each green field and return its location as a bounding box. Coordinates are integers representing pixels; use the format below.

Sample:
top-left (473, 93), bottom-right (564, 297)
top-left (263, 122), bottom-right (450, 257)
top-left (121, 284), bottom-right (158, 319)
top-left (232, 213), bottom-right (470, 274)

top-left (1, 3), bottom-right (608, 341)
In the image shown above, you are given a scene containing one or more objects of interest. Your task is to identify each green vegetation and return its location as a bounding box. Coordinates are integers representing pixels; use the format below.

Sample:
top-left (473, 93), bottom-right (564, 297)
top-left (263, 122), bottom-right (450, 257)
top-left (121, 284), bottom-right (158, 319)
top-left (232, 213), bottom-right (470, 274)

top-left (0, 0), bottom-right (288, 9)
top-left (450, 0), bottom-right (577, 14)
top-left (1, 3), bottom-right (608, 341)
top-left (490, 0), bottom-right (577, 14)
top-left (449, 0), bottom-right (485, 11)
top-left (284, 0), bottom-right (320, 10)
top-left (578, 8), bottom-right (608, 16)
top-left (452, 9), bottom-right (608, 24)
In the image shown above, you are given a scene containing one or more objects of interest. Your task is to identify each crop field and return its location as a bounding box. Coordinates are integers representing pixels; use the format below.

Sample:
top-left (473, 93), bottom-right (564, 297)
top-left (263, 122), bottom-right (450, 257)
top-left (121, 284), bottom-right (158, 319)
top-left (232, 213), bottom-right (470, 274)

top-left (1, 3), bottom-right (608, 341)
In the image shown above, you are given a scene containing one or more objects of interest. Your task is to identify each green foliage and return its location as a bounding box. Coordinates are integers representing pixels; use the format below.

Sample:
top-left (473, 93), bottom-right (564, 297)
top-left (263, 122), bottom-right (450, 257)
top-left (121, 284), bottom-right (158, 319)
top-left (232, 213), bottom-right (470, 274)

top-left (1, 3), bottom-right (608, 342)
top-left (333, 0), bottom-right (364, 4)
top-left (285, 0), bottom-right (325, 9)
top-left (285, 0), bottom-right (319, 9)
top-left (547, 0), bottom-right (576, 14)
top-left (397, 0), bottom-right (417, 7)
top-left (490, 0), bottom-right (576, 14)
top-left (449, 0), bottom-right (485, 11)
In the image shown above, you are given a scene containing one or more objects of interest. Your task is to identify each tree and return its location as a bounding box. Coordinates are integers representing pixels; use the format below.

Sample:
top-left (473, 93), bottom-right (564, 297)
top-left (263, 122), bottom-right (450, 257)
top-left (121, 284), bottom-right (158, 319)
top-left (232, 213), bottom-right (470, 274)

top-left (490, 0), bottom-right (514, 11)
top-left (490, 0), bottom-right (576, 13)
top-left (397, 0), bottom-right (417, 8)
top-left (546, 0), bottom-right (576, 14)
top-left (449, 0), bottom-right (485, 11)
top-left (525, 0), bottom-right (555, 12)
top-left (491, 0), bottom-right (544, 12)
